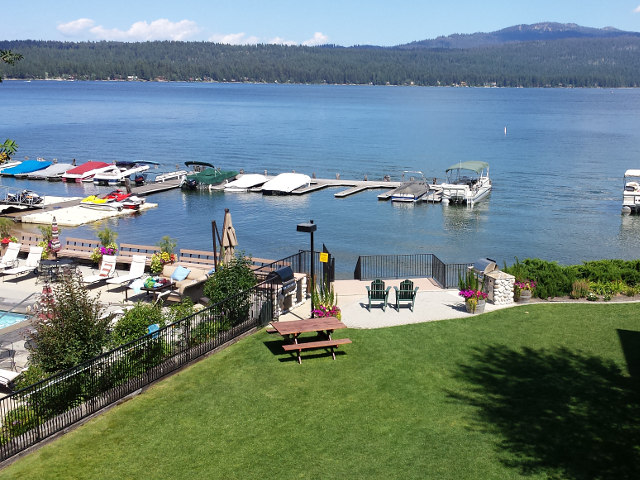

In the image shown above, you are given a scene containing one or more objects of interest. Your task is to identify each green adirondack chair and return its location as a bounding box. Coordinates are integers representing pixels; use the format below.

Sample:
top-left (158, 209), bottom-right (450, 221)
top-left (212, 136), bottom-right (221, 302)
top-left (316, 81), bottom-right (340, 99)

top-left (366, 279), bottom-right (391, 311)
top-left (394, 279), bottom-right (419, 311)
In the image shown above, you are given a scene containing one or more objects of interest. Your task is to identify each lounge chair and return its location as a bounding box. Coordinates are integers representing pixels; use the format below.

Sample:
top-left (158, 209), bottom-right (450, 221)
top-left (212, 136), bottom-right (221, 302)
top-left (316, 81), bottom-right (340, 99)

top-left (0, 242), bottom-right (22, 270)
top-left (106, 254), bottom-right (147, 291)
top-left (366, 279), bottom-right (391, 311)
top-left (3, 245), bottom-right (43, 280)
top-left (0, 368), bottom-right (20, 389)
top-left (82, 255), bottom-right (117, 285)
top-left (394, 279), bottom-right (419, 311)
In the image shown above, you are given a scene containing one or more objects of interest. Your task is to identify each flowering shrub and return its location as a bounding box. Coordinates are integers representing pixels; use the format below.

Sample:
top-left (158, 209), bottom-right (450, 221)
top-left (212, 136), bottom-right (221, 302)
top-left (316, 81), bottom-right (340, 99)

top-left (1, 236), bottom-right (18, 245)
top-left (150, 251), bottom-right (177, 274)
top-left (90, 243), bottom-right (118, 264)
top-left (515, 280), bottom-right (537, 291)
top-left (313, 304), bottom-right (342, 320)
top-left (458, 289), bottom-right (488, 301)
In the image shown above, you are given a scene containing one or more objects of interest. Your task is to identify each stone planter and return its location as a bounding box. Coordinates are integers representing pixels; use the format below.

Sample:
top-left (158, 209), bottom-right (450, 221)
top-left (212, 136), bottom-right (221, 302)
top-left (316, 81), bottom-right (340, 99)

top-left (518, 290), bottom-right (532, 303)
top-left (475, 299), bottom-right (486, 313)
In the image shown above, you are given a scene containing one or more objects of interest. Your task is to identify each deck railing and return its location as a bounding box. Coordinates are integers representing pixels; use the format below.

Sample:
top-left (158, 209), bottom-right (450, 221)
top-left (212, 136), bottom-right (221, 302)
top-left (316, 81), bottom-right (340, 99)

top-left (0, 280), bottom-right (276, 461)
top-left (354, 253), bottom-right (471, 289)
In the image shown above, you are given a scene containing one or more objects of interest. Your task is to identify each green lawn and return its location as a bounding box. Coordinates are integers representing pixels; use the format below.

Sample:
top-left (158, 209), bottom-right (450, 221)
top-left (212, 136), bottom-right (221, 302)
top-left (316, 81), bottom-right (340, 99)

top-left (1, 304), bottom-right (639, 479)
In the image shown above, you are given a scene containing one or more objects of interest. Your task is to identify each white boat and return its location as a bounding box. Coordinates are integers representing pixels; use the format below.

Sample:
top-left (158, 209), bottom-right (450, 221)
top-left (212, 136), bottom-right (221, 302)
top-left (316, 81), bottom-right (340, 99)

top-left (27, 163), bottom-right (74, 181)
top-left (622, 169), bottom-right (640, 214)
top-left (261, 173), bottom-right (311, 195)
top-left (224, 174), bottom-right (268, 193)
top-left (92, 161), bottom-right (151, 186)
top-left (440, 161), bottom-right (491, 206)
top-left (0, 161), bottom-right (22, 173)
top-left (61, 161), bottom-right (111, 183)
top-left (390, 171), bottom-right (431, 203)
top-left (153, 170), bottom-right (188, 184)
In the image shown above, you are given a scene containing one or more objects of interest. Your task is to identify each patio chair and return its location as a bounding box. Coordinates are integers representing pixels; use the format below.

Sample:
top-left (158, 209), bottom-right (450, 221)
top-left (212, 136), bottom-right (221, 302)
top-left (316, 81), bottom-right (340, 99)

top-left (366, 279), bottom-right (391, 311)
top-left (394, 279), bottom-right (419, 311)
top-left (0, 242), bottom-right (22, 270)
top-left (0, 368), bottom-right (20, 390)
top-left (106, 255), bottom-right (147, 291)
top-left (3, 245), bottom-right (43, 280)
top-left (82, 255), bottom-right (117, 285)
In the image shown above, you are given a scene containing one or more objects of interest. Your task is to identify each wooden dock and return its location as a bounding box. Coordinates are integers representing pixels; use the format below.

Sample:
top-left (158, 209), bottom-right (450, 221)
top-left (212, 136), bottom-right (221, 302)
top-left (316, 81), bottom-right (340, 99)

top-left (289, 178), bottom-right (400, 197)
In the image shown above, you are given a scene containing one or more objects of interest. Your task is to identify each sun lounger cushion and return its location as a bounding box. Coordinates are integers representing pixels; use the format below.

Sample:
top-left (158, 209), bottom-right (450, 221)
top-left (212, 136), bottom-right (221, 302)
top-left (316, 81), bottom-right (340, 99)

top-left (0, 369), bottom-right (19, 387)
top-left (170, 266), bottom-right (191, 282)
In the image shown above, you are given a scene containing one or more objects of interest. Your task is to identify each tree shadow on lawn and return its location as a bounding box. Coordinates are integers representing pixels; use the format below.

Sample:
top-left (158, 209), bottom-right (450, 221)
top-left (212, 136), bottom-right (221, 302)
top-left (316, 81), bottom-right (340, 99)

top-left (450, 342), bottom-right (640, 479)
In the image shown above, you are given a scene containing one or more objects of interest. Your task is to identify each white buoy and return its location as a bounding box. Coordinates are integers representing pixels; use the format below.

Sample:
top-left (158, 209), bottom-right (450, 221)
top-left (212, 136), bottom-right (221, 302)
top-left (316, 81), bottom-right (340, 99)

top-left (504, 126), bottom-right (507, 135)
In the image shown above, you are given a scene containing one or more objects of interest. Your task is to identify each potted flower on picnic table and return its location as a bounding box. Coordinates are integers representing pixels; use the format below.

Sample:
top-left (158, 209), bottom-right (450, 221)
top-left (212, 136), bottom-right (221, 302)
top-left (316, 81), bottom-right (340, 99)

top-left (459, 289), bottom-right (488, 314)
top-left (514, 280), bottom-right (536, 303)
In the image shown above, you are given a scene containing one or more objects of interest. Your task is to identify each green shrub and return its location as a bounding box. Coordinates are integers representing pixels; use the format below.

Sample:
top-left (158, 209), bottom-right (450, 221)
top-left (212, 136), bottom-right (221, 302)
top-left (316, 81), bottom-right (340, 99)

top-left (1, 404), bottom-right (42, 445)
top-left (203, 255), bottom-right (256, 326)
top-left (190, 319), bottom-right (231, 345)
top-left (111, 302), bottom-right (164, 347)
top-left (504, 258), bottom-right (576, 298)
top-left (156, 235), bottom-right (177, 254)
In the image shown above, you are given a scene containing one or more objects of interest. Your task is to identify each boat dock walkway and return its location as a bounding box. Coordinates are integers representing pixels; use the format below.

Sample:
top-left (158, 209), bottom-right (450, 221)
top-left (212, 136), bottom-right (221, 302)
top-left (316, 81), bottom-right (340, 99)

top-left (296, 178), bottom-right (401, 197)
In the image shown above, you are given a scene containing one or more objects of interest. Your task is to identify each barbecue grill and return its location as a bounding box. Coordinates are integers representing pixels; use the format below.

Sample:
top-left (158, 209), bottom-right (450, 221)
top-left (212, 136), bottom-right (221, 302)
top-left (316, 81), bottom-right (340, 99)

top-left (267, 266), bottom-right (297, 295)
top-left (472, 257), bottom-right (498, 275)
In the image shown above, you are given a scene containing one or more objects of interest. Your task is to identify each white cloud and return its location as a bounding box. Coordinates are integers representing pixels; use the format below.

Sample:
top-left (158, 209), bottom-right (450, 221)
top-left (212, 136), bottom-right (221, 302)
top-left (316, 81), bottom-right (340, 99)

top-left (302, 32), bottom-right (329, 46)
top-left (209, 32), bottom-right (260, 45)
top-left (268, 36), bottom-right (297, 46)
top-left (635, 5), bottom-right (640, 13)
top-left (58, 18), bottom-right (199, 41)
top-left (57, 18), bottom-right (96, 36)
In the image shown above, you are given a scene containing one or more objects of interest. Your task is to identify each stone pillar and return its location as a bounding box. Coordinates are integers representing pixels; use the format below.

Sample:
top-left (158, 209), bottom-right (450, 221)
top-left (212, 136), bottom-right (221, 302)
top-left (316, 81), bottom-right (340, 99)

top-left (485, 271), bottom-right (515, 305)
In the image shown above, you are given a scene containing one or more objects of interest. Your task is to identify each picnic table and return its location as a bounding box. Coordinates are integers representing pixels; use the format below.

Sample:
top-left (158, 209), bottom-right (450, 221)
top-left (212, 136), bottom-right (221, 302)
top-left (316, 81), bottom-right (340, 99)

top-left (272, 317), bottom-right (351, 364)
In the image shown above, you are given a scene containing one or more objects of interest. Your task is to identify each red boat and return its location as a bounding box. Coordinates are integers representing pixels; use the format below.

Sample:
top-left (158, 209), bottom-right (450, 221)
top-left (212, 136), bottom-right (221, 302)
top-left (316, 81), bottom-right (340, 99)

top-left (103, 189), bottom-right (146, 210)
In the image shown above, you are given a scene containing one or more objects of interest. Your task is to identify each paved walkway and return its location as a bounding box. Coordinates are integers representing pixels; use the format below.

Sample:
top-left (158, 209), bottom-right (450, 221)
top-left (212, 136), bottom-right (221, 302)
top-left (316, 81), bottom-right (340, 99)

top-left (280, 278), bottom-right (516, 328)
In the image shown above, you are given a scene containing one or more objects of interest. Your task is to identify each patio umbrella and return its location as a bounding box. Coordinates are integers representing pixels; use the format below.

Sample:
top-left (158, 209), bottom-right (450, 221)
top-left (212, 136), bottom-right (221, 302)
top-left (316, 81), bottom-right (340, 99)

top-left (50, 216), bottom-right (61, 256)
top-left (221, 208), bottom-right (238, 265)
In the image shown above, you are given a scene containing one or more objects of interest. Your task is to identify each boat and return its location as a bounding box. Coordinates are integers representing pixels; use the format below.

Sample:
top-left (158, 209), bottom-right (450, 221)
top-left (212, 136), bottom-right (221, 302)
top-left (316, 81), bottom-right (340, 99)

top-left (0, 161), bottom-right (22, 173)
top-left (3, 189), bottom-right (44, 206)
top-left (27, 163), bottom-right (74, 181)
top-left (103, 189), bottom-right (146, 210)
top-left (61, 161), bottom-right (111, 183)
top-left (261, 173), bottom-right (311, 195)
top-left (152, 170), bottom-right (188, 184)
top-left (621, 169), bottom-right (640, 214)
top-left (224, 174), bottom-right (268, 193)
top-left (390, 171), bottom-right (431, 203)
top-left (183, 162), bottom-right (238, 190)
top-left (2, 159), bottom-right (52, 177)
top-left (79, 195), bottom-right (123, 211)
top-left (92, 161), bottom-right (154, 186)
top-left (440, 161), bottom-right (491, 206)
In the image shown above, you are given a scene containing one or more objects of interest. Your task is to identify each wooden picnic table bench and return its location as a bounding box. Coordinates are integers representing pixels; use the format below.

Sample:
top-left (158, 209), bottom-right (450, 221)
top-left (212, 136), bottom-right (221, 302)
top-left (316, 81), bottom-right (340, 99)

top-left (272, 317), bottom-right (350, 364)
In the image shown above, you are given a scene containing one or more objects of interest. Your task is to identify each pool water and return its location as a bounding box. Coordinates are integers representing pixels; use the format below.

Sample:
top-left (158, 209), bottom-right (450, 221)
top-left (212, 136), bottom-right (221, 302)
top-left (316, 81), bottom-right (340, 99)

top-left (0, 312), bottom-right (29, 330)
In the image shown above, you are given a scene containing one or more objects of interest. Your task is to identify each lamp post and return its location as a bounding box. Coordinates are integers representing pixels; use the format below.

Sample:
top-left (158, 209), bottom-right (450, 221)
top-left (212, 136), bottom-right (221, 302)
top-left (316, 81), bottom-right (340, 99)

top-left (297, 220), bottom-right (317, 317)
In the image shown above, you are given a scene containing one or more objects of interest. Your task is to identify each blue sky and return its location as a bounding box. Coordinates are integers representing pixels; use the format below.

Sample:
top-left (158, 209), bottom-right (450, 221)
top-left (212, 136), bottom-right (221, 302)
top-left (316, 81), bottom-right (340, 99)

top-left (5, 1), bottom-right (640, 46)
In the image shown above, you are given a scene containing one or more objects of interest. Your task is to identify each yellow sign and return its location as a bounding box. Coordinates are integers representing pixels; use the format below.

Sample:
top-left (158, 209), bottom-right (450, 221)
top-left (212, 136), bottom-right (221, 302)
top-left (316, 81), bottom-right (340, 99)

top-left (319, 252), bottom-right (329, 263)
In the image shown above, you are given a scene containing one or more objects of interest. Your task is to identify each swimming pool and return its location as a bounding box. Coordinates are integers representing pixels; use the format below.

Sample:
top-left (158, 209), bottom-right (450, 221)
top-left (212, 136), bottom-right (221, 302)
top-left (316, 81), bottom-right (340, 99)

top-left (0, 311), bottom-right (29, 330)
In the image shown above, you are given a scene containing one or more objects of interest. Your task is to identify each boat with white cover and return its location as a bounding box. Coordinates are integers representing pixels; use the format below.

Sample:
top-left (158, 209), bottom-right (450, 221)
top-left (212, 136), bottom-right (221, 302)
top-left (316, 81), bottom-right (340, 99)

top-left (92, 161), bottom-right (153, 186)
top-left (390, 171), bottom-right (431, 203)
top-left (27, 163), bottom-right (74, 181)
top-left (440, 161), bottom-right (491, 206)
top-left (621, 169), bottom-right (640, 214)
top-left (224, 174), bottom-right (268, 193)
top-left (261, 173), bottom-right (311, 195)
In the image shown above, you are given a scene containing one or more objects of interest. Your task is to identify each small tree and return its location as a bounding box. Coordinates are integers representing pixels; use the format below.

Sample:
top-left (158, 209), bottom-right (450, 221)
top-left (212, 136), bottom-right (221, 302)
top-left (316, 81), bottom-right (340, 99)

top-left (0, 218), bottom-right (14, 238)
top-left (156, 235), bottom-right (177, 254)
top-left (26, 273), bottom-right (110, 374)
top-left (203, 255), bottom-right (256, 326)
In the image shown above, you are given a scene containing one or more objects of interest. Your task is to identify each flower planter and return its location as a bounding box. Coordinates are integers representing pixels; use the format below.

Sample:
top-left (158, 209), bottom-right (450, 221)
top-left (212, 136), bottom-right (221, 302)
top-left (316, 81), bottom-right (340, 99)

top-left (465, 298), bottom-right (486, 314)
top-left (518, 290), bottom-right (532, 303)
top-left (475, 299), bottom-right (486, 313)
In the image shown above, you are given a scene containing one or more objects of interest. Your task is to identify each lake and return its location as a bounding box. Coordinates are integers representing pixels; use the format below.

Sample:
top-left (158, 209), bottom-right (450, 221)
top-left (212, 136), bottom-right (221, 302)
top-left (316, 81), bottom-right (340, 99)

top-left (2, 81), bottom-right (640, 277)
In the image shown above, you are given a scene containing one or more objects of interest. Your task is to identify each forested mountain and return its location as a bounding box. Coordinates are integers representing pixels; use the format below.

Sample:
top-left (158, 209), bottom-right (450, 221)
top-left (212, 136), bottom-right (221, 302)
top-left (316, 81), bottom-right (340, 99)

top-left (2, 23), bottom-right (640, 87)
top-left (400, 22), bottom-right (640, 49)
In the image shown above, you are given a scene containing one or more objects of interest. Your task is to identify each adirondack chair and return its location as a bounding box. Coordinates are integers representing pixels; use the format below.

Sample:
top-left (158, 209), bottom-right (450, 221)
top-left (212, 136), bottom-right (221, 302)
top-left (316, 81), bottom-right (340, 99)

top-left (366, 279), bottom-right (391, 311)
top-left (394, 279), bottom-right (419, 311)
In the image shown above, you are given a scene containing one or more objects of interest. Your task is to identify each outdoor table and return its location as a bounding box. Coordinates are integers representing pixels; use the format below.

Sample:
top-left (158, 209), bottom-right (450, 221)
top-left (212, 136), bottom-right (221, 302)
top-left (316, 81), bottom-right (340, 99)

top-left (38, 258), bottom-right (76, 283)
top-left (140, 280), bottom-right (176, 302)
top-left (272, 317), bottom-right (350, 364)
top-left (272, 317), bottom-right (346, 343)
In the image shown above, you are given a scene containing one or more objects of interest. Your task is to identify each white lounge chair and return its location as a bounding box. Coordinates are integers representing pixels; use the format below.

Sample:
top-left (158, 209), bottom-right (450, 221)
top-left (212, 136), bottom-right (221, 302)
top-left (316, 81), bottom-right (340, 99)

top-left (0, 242), bottom-right (22, 270)
top-left (82, 255), bottom-right (117, 285)
top-left (3, 245), bottom-right (43, 280)
top-left (0, 368), bottom-right (19, 389)
top-left (106, 255), bottom-right (147, 290)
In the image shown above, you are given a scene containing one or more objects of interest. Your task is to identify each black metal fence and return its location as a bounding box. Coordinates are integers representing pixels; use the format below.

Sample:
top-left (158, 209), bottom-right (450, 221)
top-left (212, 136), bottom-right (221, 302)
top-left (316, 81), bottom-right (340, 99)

top-left (0, 280), bottom-right (276, 461)
top-left (354, 253), bottom-right (471, 288)
top-left (254, 249), bottom-right (334, 287)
